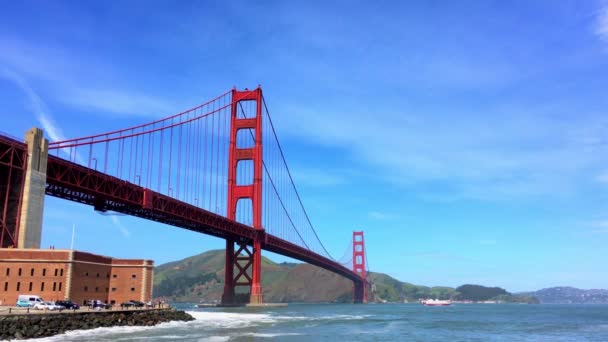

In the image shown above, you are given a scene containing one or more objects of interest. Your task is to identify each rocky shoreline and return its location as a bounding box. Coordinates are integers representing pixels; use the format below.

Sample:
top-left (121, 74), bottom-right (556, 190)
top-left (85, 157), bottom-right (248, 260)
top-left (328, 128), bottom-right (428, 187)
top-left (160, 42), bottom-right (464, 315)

top-left (0, 308), bottom-right (194, 340)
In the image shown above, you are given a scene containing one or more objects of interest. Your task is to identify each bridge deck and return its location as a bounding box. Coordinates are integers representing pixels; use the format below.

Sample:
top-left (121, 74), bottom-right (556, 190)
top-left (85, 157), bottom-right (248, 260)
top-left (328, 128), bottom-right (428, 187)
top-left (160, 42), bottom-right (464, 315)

top-left (1, 135), bottom-right (361, 283)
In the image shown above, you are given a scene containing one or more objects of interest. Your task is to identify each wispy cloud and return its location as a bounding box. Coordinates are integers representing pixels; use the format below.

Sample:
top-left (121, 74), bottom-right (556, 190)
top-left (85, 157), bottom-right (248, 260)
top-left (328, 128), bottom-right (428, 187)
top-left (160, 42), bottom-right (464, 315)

top-left (0, 68), bottom-right (66, 140)
top-left (0, 68), bottom-right (84, 163)
top-left (368, 211), bottom-right (393, 221)
top-left (598, 171), bottom-right (608, 183)
top-left (1, 68), bottom-right (132, 239)
top-left (0, 36), bottom-right (174, 117)
top-left (590, 220), bottom-right (608, 233)
top-left (292, 167), bottom-right (351, 187)
top-left (596, 2), bottom-right (608, 44)
top-left (110, 216), bottom-right (131, 238)
top-left (278, 100), bottom-right (608, 201)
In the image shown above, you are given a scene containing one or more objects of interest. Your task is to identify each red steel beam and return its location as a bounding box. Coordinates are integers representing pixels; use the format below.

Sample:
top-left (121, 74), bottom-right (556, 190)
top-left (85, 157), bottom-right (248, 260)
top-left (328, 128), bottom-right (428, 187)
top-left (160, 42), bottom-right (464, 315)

top-left (3, 134), bottom-right (364, 287)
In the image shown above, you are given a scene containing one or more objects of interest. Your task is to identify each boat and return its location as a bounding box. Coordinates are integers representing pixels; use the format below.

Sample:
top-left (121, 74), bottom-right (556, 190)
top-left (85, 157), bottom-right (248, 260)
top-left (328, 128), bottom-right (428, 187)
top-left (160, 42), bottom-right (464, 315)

top-left (421, 299), bottom-right (452, 306)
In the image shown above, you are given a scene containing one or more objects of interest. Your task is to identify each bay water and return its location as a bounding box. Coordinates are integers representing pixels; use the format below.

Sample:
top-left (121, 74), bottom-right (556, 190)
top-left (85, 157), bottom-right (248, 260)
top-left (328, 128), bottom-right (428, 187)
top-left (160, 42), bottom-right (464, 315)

top-left (32, 303), bottom-right (608, 341)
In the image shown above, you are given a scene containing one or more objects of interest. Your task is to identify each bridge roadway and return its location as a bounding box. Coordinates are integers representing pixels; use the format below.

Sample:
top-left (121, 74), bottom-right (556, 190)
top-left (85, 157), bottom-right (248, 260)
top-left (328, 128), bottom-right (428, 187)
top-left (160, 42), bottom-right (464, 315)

top-left (1, 135), bottom-right (362, 284)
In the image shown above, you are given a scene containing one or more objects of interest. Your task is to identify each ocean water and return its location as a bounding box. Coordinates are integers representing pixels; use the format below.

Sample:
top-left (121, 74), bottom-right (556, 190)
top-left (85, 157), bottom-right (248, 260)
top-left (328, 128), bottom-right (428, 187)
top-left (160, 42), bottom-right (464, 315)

top-left (30, 303), bottom-right (608, 341)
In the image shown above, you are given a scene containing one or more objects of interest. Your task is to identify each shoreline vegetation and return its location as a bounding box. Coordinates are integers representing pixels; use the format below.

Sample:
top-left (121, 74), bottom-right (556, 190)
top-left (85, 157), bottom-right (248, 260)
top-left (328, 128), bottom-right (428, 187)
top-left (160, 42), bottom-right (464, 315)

top-left (0, 308), bottom-right (194, 340)
top-left (153, 250), bottom-right (540, 304)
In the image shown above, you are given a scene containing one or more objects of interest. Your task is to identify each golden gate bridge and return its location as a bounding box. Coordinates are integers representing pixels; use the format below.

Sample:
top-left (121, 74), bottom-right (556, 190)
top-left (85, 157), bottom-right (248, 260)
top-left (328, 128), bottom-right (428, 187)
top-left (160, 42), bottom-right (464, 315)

top-left (0, 87), bottom-right (369, 304)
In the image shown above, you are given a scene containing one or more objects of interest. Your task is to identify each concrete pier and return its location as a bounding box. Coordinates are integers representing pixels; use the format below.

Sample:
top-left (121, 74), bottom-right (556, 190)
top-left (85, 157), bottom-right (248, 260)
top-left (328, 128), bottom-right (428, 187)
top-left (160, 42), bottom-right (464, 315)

top-left (18, 128), bottom-right (48, 249)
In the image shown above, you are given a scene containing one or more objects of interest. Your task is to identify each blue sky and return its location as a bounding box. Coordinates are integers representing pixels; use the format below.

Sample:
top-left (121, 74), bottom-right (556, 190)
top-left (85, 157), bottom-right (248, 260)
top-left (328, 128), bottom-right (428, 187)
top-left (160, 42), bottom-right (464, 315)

top-left (2, 1), bottom-right (608, 292)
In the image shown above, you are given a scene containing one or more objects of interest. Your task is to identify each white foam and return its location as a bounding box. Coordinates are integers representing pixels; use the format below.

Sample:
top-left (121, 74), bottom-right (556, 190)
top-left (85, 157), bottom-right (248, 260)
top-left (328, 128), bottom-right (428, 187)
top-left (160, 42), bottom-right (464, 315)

top-left (243, 332), bottom-right (304, 337)
top-left (200, 336), bottom-right (231, 342)
top-left (185, 311), bottom-right (279, 328)
top-left (20, 310), bottom-right (368, 341)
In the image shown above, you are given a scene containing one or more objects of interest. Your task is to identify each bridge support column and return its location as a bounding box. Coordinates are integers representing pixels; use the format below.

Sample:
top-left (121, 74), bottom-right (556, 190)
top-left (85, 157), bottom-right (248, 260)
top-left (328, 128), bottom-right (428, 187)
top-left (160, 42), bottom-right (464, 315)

top-left (18, 128), bottom-right (48, 249)
top-left (223, 87), bottom-right (265, 305)
top-left (249, 236), bottom-right (263, 304)
top-left (354, 280), bottom-right (365, 304)
top-left (221, 239), bottom-right (236, 304)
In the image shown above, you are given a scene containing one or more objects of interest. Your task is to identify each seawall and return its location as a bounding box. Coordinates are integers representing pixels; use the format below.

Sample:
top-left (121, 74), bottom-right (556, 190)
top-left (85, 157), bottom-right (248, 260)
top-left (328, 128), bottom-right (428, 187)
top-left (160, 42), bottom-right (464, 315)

top-left (0, 308), bottom-right (194, 340)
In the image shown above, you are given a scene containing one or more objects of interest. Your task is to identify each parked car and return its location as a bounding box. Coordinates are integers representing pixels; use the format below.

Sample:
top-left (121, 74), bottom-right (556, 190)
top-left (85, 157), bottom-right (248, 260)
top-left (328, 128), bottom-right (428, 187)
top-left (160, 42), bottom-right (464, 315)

top-left (130, 300), bottom-right (145, 308)
top-left (88, 300), bottom-right (111, 309)
top-left (33, 301), bottom-right (64, 311)
top-left (120, 301), bottom-right (135, 308)
top-left (55, 300), bottom-right (80, 310)
top-left (120, 300), bottom-right (145, 308)
top-left (16, 294), bottom-right (44, 307)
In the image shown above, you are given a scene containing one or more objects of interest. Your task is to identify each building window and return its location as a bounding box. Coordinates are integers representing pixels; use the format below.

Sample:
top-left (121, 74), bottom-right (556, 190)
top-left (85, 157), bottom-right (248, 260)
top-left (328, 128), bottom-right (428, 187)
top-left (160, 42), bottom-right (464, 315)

top-left (110, 300), bottom-right (116, 305)
top-left (85, 272), bottom-right (89, 276)
top-left (42, 269), bottom-right (46, 276)
top-left (5, 268), bottom-right (9, 276)
top-left (18, 268), bottom-right (22, 276)
top-left (132, 274), bottom-right (136, 279)
top-left (60, 269), bottom-right (64, 277)
top-left (29, 282), bottom-right (33, 291)
top-left (95, 287), bottom-right (99, 292)
top-left (30, 268), bottom-right (34, 276)
top-left (131, 287), bottom-right (135, 292)
top-left (112, 274), bottom-right (117, 278)
top-left (53, 282), bottom-right (57, 291)
top-left (4, 282), bottom-right (7, 291)
top-left (16, 282), bottom-right (20, 291)
top-left (106, 273), bottom-right (110, 279)
top-left (105, 288), bottom-right (109, 292)
top-left (54, 269), bottom-right (58, 277)
top-left (111, 288), bottom-right (116, 292)
top-left (96, 273), bottom-right (100, 278)
top-left (41, 282), bottom-right (45, 291)
top-left (59, 282), bottom-right (62, 291)
top-left (84, 286), bottom-right (88, 292)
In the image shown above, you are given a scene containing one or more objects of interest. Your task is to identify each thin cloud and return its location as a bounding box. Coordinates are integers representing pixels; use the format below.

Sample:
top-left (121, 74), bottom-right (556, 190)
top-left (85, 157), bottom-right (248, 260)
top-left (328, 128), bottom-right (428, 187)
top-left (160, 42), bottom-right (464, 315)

top-left (598, 171), bottom-right (608, 183)
top-left (590, 220), bottom-right (608, 233)
top-left (0, 68), bottom-right (82, 162)
top-left (110, 216), bottom-right (131, 238)
top-left (596, 2), bottom-right (608, 43)
top-left (1, 68), bottom-right (131, 239)
top-left (292, 167), bottom-right (350, 187)
top-left (278, 99), bottom-right (608, 202)
top-left (0, 37), bottom-right (174, 117)
top-left (368, 211), bottom-right (391, 220)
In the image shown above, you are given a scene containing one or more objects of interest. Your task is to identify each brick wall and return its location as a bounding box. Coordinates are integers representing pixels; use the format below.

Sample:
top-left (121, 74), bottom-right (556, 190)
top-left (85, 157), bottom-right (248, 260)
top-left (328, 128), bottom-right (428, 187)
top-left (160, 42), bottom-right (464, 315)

top-left (0, 249), bottom-right (154, 306)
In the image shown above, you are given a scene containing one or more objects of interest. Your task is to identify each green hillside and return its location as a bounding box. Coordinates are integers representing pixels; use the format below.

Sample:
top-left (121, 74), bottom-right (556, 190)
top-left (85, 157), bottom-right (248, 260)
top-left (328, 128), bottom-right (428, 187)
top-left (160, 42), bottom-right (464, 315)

top-left (153, 250), bottom-right (538, 304)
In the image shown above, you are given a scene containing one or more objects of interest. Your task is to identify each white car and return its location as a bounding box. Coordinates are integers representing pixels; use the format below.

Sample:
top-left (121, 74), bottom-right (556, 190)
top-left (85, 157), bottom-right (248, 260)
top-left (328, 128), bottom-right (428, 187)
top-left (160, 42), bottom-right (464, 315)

top-left (33, 301), bottom-right (64, 311)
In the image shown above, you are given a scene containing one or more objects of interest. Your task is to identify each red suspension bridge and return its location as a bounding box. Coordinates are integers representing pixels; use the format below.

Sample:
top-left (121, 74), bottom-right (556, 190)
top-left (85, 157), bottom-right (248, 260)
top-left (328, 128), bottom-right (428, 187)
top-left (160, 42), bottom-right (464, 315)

top-left (0, 87), bottom-right (369, 304)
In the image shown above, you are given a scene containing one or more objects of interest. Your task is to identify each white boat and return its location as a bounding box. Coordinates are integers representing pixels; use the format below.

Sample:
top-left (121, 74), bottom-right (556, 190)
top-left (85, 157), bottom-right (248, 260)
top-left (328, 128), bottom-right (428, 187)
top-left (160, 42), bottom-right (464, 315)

top-left (421, 299), bottom-right (452, 306)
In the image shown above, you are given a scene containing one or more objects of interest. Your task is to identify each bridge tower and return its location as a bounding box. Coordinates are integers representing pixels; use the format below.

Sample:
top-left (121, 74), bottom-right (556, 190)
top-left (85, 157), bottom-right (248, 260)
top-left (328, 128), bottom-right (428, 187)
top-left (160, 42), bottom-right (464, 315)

top-left (353, 231), bottom-right (367, 303)
top-left (222, 87), bottom-right (265, 305)
top-left (17, 128), bottom-right (48, 249)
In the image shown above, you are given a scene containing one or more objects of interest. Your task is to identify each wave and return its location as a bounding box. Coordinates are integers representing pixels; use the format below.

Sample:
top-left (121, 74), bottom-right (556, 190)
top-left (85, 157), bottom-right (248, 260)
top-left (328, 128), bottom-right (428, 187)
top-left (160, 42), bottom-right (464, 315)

top-left (22, 310), bottom-right (369, 341)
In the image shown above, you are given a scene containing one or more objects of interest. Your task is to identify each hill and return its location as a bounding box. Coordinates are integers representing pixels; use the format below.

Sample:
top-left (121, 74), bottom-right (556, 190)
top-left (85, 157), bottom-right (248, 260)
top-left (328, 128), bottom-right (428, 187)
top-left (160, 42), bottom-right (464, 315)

top-left (519, 287), bottom-right (608, 304)
top-left (153, 250), bottom-right (352, 303)
top-left (153, 250), bottom-right (538, 303)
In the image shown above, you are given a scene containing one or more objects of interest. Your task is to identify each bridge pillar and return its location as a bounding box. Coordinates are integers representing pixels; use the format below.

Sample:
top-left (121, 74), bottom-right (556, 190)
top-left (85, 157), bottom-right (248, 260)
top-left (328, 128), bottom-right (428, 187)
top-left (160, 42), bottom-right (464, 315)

top-left (18, 128), bottom-right (48, 249)
top-left (223, 87), bottom-right (265, 305)
top-left (353, 231), bottom-right (367, 303)
top-left (221, 239), bottom-right (236, 304)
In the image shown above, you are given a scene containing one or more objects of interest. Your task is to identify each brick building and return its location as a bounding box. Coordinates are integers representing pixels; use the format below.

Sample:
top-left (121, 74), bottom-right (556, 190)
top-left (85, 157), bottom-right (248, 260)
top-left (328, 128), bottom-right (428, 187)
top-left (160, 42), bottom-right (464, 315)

top-left (0, 249), bottom-right (153, 306)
